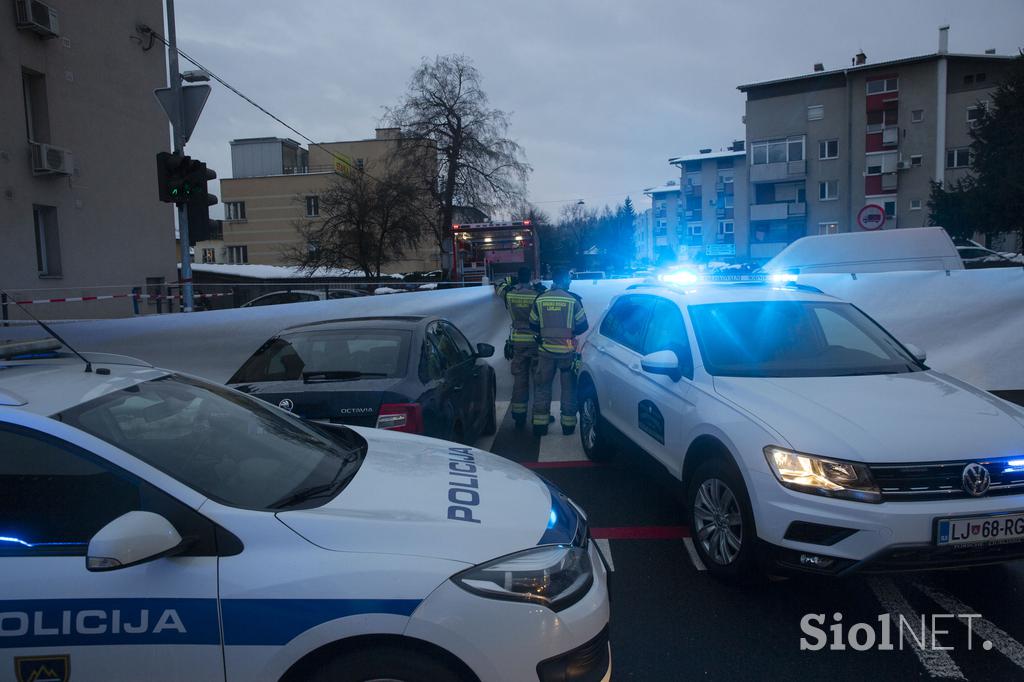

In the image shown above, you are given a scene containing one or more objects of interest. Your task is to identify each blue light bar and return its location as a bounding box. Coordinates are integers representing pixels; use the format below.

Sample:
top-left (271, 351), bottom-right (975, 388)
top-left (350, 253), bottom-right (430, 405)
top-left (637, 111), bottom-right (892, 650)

top-left (547, 509), bottom-right (558, 529)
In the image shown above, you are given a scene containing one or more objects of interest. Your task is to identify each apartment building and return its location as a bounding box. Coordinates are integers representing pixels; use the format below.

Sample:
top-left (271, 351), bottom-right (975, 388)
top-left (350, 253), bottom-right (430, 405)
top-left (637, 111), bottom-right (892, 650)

top-left (668, 143), bottom-right (749, 261)
top-left (632, 207), bottom-right (653, 264)
top-left (211, 129), bottom-right (439, 273)
top-left (642, 181), bottom-right (681, 264)
top-left (738, 26), bottom-right (1015, 259)
top-left (1, 0), bottom-right (176, 318)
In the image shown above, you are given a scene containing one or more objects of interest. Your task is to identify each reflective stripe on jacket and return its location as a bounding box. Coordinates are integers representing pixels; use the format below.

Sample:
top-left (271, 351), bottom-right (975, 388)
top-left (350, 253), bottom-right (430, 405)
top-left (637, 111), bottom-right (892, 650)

top-left (529, 288), bottom-right (588, 354)
top-left (505, 284), bottom-right (541, 345)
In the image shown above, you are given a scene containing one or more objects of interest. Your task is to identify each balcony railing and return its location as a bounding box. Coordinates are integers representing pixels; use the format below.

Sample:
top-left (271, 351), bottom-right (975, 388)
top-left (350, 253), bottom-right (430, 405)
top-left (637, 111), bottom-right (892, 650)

top-left (788, 202), bottom-right (806, 216)
top-left (749, 202), bottom-right (789, 221)
top-left (749, 159), bottom-right (806, 182)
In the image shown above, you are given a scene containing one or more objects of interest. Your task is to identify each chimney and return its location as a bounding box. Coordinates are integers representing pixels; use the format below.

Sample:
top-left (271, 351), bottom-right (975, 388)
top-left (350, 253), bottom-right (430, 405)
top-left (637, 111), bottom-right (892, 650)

top-left (813, 62), bottom-right (824, 72)
top-left (699, 148), bottom-right (712, 154)
top-left (938, 25), bottom-right (949, 55)
top-left (375, 127), bottom-right (401, 140)
top-left (985, 48), bottom-right (996, 55)
top-left (854, 51), bottom-right (867, 66)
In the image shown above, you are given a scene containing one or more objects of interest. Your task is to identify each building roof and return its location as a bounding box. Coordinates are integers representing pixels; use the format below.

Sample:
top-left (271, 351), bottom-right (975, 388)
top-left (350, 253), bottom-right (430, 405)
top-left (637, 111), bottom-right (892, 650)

top-left (738, 52), bottom-right (1014, 92)
top-left (669, 150), bottom-right (746, 165)
top-left (643, 182), bottom-right (681, 196)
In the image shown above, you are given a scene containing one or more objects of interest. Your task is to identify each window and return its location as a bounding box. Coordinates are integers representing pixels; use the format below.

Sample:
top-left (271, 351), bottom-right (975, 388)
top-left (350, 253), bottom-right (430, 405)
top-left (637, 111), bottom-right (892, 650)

top-left (21, 69), bottom-right (49, 143)
top-left (910, 199), bottom-right (922, 211)
top-left (807, 105), bottom-right (824, 121)
top-left (440, 321), bottom-right (476, 363)
top-left (32, 205), bottom-right (61, 277)
top-left (818, 180), bottom-right (838, 201)
top-left (866, 77), bottom-right (899, 95)
top-left (722, 193), bottom-right (734, 209)
top-left (231, 329), bottom-right (411, 382)
top-left (946, 147), bottom-right (971, 169)
top-left (305, 195), bottom-right (319, 217)
top-left (426, 322), bottom-right (463, 368)
top-left (202, 248), bottom-right (216, 263)
top-left (718, 221), bottom-right (734, 234)
top-left (911, 109), bottom-right (924, 123)
top-left (883, 200), bottom-right (897, 219)
top-left (226, 245), bottom-right (248, 264)
top-left (600, 295), bottom-right (655, 353)
top-left (688, 223), bottom-right (703, 237)
top-left (819, 222), bottom-right (839, 235)
top-left (866, 151), bottom-right (898, 175)
top-left (225, 201), bottom-right (247, 221)
top-left (751, 136), bottom-right (804, 165)
top-left (910, 154), bottom-right (923, 168)
top-left (967, 106), bottom-right (983, 126)
top-left (818, 139), bottom-right (839, 160)
top-left (643, 299), bottom-right (693, 379)
top-left (655, 220), bottom-right (667, 236)
top-left (655, 200), bottom-right (666, 218)
top-left (355, 158), bottom-right (365, 171)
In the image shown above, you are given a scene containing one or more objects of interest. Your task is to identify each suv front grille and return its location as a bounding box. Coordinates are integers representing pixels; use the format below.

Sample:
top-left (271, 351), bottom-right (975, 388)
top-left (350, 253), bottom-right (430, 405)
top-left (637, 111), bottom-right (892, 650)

top-left (870, 457), bottom-right (1024, 501)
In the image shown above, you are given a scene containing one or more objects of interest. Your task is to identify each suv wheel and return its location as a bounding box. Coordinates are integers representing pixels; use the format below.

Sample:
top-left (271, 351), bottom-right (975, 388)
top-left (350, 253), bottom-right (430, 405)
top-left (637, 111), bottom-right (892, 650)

top-left (579, 388), bottom-right (614, 462)
top-left (687, 459), bottom-right (760, 581)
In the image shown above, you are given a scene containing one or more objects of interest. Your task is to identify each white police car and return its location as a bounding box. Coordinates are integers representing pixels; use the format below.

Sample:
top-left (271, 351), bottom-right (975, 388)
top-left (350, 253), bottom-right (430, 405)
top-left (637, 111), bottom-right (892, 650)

top-left (0, 343), bottom-right (609, 682)
top-left (577, 279), bottom-right (1024, 579)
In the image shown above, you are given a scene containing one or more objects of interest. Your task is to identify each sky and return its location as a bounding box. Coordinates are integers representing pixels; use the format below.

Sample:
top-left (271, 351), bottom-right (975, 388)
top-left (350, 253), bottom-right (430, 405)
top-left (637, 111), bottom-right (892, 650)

top-left (173, 0), bottom-right (1024, 220)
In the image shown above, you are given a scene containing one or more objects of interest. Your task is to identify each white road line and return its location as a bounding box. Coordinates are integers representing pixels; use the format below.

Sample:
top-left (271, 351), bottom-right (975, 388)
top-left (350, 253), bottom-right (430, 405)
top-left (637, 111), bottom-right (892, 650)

top-left (868, 577), bottom-right (966, 680)
top-left (594, 538), bottom-right (615, 572)
top-left (537, 401), bottom-right (590, 462)
top-left (915, 581), bottom-right (1024, 671)
top-left (682, 537), bottom-right (707, 572)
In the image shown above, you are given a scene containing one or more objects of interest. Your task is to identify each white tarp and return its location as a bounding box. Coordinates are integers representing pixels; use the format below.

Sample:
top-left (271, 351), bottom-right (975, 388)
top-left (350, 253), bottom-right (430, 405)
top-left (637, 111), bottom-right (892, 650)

top-left (3, 268), bottom-right (1023, 391)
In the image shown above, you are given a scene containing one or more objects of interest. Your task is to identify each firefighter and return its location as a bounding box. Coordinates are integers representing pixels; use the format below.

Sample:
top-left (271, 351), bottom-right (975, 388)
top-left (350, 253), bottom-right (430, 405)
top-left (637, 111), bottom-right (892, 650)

top-left (529, 266), bottom-right (588, 437)
top-left (502, 267), bottom-right (547, 429)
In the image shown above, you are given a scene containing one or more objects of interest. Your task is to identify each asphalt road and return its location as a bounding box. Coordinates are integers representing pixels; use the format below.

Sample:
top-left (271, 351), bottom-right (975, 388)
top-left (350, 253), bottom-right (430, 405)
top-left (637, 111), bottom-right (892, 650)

top-left (476, 397), bottom-right (1024, 682)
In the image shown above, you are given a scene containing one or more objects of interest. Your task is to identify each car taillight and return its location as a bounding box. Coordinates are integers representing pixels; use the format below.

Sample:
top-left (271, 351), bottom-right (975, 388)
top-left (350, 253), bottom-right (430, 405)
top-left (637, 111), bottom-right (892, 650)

top-left (376, 403), bottom-right (424, 433)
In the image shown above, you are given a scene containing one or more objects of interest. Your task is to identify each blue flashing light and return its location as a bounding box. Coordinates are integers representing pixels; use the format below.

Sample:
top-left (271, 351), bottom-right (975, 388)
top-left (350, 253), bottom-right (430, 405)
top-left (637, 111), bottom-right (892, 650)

top-left (547, 509), bottom-right (558, 529)
top-left (658, 270), bottom-right (699, 286)
top-left (0, 536), bottom-right (31, 547)
top-left (0, 535), bottom-right (85, 548)
top-left (769, 272), bottom-right (799, 284)
top-left (1007, 459), bottom-right (1024, 469)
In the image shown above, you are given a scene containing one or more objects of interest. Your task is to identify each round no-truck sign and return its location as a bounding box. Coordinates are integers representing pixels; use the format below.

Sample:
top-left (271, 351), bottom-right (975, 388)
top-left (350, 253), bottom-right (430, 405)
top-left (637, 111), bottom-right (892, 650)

top-left (857, 204), bottom-right (886, 231)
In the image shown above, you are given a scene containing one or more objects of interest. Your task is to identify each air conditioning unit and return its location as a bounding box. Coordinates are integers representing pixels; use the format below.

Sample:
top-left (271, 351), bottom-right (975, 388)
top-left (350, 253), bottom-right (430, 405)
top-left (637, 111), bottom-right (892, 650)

top-left (15, 0), bottom-right (59, 38)
top-left (896, 160), bottom-right (912, 171)
top-left (31, 142), bottom-right (73, 175)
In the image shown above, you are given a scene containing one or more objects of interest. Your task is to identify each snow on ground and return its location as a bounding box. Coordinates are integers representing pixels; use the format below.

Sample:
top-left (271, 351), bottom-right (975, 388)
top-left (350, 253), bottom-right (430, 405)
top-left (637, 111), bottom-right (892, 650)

top-left (189, 263), bottom-right (404, 279)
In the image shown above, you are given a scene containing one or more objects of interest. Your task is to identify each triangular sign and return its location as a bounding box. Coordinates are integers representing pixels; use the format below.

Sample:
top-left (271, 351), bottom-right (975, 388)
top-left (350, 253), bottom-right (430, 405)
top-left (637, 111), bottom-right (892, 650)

top-left (154, 84), bottom-right (211, 145)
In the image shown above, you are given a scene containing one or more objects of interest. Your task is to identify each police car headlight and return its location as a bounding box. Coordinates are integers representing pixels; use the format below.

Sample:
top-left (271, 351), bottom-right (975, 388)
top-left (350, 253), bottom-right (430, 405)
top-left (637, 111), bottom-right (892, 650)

top-left (764, 446), bottom-right (881, 503)
top-left (452, 544), bottom-right (593, 611)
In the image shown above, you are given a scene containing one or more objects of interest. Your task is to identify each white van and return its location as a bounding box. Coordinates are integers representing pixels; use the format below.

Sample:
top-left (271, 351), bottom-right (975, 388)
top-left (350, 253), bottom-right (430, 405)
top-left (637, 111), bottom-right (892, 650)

top-left (763, 226), bottom-right (964, 274)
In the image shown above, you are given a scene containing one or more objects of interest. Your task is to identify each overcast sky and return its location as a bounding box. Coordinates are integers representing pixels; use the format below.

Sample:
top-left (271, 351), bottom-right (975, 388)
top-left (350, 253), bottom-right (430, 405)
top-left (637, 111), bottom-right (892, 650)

top-left (174, 0), bottom-right (1024, 219)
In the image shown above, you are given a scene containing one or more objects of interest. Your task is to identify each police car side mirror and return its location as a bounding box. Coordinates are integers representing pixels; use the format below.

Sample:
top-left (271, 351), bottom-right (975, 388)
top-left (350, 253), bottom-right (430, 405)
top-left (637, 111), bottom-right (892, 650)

top-left (905, 343), bottom-right (927, 364)
top-left (641, 350), bottom-right (682, 382)
top-left (476, 343), bottom-right (495, 358)
top-left (86, 511), bottom-right (184, 572)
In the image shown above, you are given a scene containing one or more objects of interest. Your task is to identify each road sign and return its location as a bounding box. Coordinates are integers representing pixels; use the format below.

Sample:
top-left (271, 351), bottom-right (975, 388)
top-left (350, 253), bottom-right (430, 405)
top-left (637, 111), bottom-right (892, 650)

top-left (857, 204), bottom-right (886, 231)
top-left (154, 84), bottom-right (211, 146)
top-left (706, 243), bottom-right (736, 256)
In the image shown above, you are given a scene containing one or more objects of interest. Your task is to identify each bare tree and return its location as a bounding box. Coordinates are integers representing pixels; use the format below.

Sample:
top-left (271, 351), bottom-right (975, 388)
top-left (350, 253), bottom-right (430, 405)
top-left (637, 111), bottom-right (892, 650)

top-left (288, 159), bottom-right (424, 279)
top-left (386, 54), bottom-right (531, 275)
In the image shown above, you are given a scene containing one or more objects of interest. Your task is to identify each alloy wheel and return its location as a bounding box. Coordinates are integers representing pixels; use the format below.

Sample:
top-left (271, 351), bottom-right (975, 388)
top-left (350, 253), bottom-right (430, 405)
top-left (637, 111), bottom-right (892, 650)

top-left (692, 477), bottom-right (743, 565)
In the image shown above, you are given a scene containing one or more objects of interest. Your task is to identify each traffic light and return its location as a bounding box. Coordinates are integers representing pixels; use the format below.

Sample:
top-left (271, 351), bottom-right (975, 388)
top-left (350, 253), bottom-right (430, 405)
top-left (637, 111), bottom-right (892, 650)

top-left (156, 152), bottom-right (217, 207)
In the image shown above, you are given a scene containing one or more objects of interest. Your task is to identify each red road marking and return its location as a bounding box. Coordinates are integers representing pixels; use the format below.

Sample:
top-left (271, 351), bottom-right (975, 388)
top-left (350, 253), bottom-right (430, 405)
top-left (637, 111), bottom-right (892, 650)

top-left (522, 460), bottom-right (601, 469)
top-left (591, 526), bottom-right (691, 540)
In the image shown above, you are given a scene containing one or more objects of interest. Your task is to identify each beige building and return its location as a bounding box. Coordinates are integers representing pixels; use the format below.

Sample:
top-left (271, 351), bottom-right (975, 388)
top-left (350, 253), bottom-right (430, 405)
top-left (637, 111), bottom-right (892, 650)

top-left (1, 0), bottom-right (176, 319)
top-left (210, 129), bottom-right (439, 274)
top-left (738, 27), bottom-right (1015, 259)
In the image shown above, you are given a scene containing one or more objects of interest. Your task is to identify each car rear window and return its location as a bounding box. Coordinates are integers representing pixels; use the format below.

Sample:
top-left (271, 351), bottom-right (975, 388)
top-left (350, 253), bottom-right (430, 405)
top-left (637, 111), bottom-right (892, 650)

top-left (229, 329), bottom-right (411, 383)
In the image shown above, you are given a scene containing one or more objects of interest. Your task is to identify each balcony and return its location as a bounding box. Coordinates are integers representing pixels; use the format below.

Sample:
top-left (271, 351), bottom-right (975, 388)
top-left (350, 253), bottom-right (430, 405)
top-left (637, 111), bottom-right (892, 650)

top-left (788, 202), bottom-right (806, 216)
top-left (749, 202), bottom-right (789, 221)
top-left (684, 209), bottom-right (702, 220)
top-left (749, 159), bottom-right (806, 182)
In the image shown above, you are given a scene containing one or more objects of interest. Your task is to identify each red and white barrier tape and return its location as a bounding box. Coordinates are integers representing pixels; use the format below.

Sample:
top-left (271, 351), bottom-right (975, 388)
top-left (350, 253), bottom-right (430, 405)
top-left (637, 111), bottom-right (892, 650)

top-left (9, 292), bottom-right (233, 306)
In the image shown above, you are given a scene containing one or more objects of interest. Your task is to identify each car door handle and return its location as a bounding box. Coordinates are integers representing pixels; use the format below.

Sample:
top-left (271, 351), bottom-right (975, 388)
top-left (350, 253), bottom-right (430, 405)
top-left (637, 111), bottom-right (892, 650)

top-left (628, 363), bottom-right (641, 373)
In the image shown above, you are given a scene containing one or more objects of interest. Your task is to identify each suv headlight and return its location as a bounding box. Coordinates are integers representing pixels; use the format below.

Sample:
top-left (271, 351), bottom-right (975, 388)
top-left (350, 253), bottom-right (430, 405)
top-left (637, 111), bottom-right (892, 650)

top-left (764, 446), bottom-right (881, 503)
top-left (452, 544), bottom-right (593, 611)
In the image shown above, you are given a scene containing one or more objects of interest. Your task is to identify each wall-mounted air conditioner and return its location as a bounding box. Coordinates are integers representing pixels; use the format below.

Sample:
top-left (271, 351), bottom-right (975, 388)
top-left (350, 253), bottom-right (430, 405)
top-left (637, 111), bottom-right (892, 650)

top-left (15, 0), bottom-right (59, 38)
top-left (31, 142), bottom-right (73, 175)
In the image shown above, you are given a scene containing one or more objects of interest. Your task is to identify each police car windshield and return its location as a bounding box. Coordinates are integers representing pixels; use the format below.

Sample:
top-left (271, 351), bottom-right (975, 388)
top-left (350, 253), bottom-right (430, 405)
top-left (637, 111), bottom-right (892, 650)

top-left (689, 301), bottom-right (921, 378)
top-left (57, 375), bottom-right (365, 510)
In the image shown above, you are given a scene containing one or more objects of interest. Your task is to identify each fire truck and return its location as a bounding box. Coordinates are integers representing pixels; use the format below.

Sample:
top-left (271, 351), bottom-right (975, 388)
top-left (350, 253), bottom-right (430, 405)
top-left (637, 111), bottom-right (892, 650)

top-left (451, 220), bottom-right (542, 283)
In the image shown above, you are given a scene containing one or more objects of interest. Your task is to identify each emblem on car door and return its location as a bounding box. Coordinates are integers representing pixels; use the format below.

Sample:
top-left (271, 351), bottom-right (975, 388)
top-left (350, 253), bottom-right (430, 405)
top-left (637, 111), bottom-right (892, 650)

top-left (278, 398), bottom-right (294, 411)
top-left (962, 463), bottom-right (991, 496)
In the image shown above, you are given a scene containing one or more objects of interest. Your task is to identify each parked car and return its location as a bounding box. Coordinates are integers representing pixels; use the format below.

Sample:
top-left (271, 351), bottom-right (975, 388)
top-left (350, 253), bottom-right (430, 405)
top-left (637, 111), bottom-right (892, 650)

top-left (240, 289), bottom-right (368, 308)
top-left (0, 343), bottom-right (609, 682)
top-left (572, 271), bottom-right (607, 280)
top-left (577, 279), bottom-right (1024, 580)
top-left (227, 316), bottom-right (497, 444)
top-left (956, 245), bottom-right (1023, 269)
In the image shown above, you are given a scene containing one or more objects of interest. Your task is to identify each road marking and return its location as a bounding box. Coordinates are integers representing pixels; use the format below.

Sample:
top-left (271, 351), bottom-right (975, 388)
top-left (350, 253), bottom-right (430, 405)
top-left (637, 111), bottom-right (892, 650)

top-left (591, 526), bottom-right (690, 540)
top-left (868, 577), bottom-right (966, 680)
top-left (682, 537), bottom-right (707, 572)
top-left (536, 402), bottom-right (590, 462)
top-left (915, 581), bottom-right (1024, 671)
top-left (594, 538), bottom-right (615, 572)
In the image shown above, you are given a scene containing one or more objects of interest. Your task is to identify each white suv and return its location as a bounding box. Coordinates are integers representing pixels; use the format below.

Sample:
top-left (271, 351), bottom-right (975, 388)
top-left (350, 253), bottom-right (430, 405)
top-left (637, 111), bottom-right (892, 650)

top-left (577, 281), bottom-right (1024, 579)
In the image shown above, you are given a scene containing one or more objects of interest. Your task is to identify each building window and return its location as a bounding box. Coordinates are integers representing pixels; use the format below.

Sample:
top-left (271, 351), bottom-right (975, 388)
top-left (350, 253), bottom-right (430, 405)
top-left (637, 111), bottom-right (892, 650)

top-left (818, 222), bottom-right (839, 235)
top-left (226, 245), bottom-right (248, 264)
top-left (911, 109), bottom-right (924, 123)
top-left (866, 151), bottom-right (898, 175)
top-left (910, 199), bottom-right (922, 211)
top-left (22, 70), bottom-right (50, 143)
top-left (807, 105), bottom-right (824, 121)
top-left (201, 248), bottom-right (216, 263)
top-left (866, 77), bottom-right (899, 95)
top-left (946, 147), bottom-right (971, 169)
top-left (910, 154), bottom-right (923, 168)
top-left (225, 201), bottom-right (247, 221)
top-left (883, 200), bottom-right (897, 219)
top-left (32, 205), bottom-right (61, 277)
top-left (976, 73), bottom-right (987, 84)
top-left (355, 158), bottom-right (365, 171)
top-left (654, 220), bottom-right (667, 237)
top-left (967, 106), bottom-right (984, 126)
top-left (689, 223), bottom-right (703, 237)
top-left (818, 139), bottom-right (839, 160)
top-left (751, 136), bottom-right (804, 165)
top-left (818, 180), bottom-right (839, 201)
top-left (718, 221), bottom-right (734, 235)
top-left (305, 195), bottom-right (319, 217)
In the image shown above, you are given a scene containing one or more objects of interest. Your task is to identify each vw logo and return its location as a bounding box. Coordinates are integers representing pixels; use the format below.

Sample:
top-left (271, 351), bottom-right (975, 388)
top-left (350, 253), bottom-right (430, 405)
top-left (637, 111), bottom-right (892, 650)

top-left (962, 463), bottom-right (991, 497)
top-left (277, 398), bottom-right (294, 412)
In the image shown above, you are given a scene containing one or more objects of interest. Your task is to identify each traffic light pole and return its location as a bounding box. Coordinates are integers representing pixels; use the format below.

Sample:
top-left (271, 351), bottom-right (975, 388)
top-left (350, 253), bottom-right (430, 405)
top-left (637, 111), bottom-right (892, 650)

top-left (165, 0), bottom-right (194, 312)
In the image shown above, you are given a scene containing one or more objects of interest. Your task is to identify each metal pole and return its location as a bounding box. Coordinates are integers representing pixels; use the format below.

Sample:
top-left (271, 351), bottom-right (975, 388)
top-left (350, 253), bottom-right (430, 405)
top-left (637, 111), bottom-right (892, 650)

top-left (166, 0), bottom-right (194, 312)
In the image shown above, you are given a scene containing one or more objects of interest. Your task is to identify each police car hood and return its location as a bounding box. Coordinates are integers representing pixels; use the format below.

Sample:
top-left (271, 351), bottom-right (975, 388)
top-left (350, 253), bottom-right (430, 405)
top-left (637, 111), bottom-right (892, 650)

top-left (276, 427), bottom-right (568, 565)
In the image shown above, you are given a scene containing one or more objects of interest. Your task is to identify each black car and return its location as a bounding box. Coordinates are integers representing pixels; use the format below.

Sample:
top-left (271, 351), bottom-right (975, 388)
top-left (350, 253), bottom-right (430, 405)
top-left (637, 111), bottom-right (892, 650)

top-left (227, 315), bottom-right (497, 444)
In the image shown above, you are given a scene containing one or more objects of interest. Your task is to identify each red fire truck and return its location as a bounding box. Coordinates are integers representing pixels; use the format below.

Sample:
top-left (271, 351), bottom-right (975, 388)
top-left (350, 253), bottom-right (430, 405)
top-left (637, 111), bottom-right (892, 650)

top-left (451, 220), bottom-right (542, 283)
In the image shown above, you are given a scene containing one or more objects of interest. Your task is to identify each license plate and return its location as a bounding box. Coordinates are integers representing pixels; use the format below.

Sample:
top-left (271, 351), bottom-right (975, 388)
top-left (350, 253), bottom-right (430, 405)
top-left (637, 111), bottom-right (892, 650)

top-left (936, 512), bottom-right (1024, 547)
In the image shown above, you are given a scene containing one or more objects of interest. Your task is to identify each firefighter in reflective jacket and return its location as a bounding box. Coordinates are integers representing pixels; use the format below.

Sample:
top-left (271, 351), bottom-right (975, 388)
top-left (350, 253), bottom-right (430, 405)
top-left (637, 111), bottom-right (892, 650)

top-left (529, 266), bottom-right (588, 436)
top-left (502, 266), bottom-right (547, 429)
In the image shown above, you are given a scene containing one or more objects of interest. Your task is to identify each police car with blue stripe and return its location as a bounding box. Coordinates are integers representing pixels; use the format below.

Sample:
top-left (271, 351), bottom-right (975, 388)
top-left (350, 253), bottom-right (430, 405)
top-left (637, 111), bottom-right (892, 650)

top-left (0, 339), bottom-right (610, 682)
